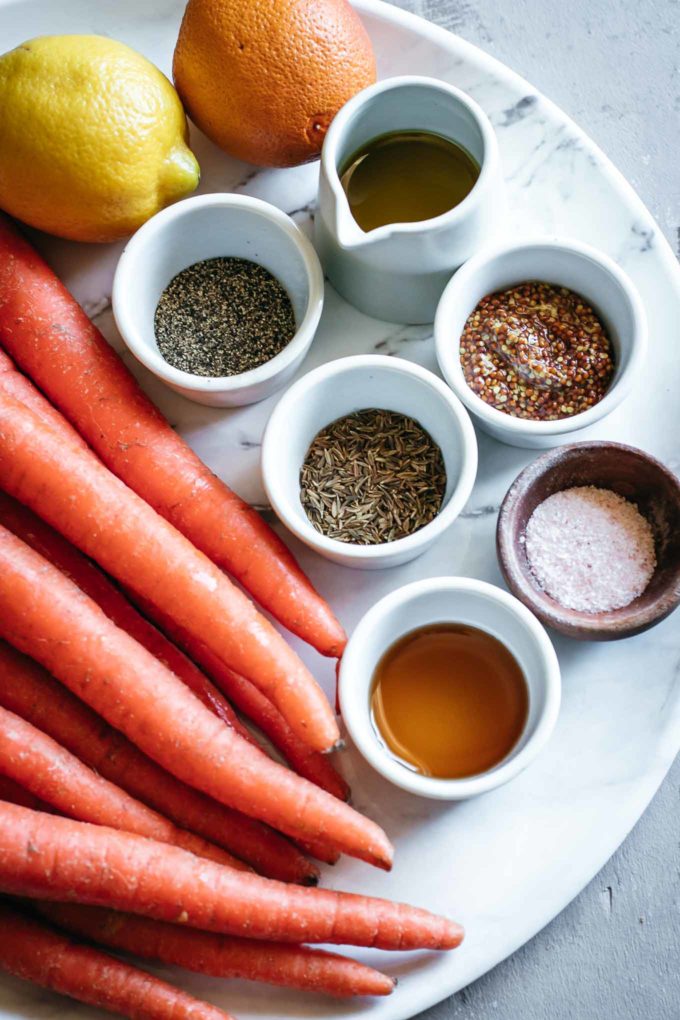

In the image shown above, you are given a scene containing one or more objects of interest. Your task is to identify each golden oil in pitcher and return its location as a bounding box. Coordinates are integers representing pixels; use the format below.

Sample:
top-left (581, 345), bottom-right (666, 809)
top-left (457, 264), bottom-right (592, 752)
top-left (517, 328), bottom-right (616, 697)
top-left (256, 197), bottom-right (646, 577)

top-left (339, 130), bottom-right (480, 232)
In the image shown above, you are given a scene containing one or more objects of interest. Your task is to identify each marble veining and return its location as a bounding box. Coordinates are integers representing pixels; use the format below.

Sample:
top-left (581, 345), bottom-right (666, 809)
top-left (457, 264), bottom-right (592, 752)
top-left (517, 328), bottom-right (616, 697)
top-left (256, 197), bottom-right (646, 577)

top-left (0, 2), bottom-right (678, 1020)
top-left (497, 93), bottom-right (537, 126)
top-left (459, 504), bottom-right (500, 519)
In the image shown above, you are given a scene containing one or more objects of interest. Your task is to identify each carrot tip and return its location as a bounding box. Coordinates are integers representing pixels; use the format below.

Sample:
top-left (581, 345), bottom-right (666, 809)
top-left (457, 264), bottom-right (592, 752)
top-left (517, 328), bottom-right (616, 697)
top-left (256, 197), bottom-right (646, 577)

top-left (301, 875), bottom-right (319, 887)
top-left (324, 739), bottom-right (346, 755)
top-left (324, 641), bottom-right (346, 658)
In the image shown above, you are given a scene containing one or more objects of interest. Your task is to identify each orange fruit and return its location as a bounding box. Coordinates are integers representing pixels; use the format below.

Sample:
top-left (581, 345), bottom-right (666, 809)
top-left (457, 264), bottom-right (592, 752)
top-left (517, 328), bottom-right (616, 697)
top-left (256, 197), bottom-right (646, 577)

top-left (173, 0), bottom-right (376, 167)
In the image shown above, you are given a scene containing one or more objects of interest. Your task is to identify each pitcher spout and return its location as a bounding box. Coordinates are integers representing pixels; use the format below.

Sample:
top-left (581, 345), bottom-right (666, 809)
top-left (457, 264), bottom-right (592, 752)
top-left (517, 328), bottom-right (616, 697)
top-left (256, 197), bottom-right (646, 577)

top-left (333, 208), bottom-right (368, 251)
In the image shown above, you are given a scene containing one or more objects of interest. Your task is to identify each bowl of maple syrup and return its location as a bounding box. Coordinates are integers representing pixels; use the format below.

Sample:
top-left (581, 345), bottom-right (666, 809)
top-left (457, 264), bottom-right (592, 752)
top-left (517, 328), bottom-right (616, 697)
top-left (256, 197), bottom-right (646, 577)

top-left (339, 576), bottom-right (561, 799)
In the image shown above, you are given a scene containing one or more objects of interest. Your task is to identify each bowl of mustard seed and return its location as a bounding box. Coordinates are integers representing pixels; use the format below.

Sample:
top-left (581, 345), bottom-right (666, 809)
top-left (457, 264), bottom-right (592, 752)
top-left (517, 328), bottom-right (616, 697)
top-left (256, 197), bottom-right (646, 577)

top-left (112, 193), bottom-right (324, 407)
top-left (434, 237), bottom-right (647, 448)
top-left (261, 355), bottom-right (478, 568)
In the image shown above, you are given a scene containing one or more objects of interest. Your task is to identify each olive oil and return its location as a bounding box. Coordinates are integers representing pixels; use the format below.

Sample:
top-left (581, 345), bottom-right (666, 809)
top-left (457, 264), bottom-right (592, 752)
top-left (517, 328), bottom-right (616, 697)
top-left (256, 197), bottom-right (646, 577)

top-left (371, 623), bottom-right (528, 779)
top-left (340, 130), bottom-right (480, 232)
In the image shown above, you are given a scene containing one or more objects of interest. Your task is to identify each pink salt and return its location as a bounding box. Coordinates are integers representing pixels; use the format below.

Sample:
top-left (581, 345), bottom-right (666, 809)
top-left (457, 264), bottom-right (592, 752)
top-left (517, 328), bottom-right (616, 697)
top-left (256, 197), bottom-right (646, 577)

top-left (523, 486), bottom-right (656, 613)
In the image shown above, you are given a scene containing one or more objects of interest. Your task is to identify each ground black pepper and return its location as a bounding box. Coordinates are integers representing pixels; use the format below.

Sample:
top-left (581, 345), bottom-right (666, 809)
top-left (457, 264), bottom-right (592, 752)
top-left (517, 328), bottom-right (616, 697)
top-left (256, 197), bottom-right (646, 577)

top-left (154, 257), bottom-right (296, 377)
top-left (459, 281), bottom-right (615, 420)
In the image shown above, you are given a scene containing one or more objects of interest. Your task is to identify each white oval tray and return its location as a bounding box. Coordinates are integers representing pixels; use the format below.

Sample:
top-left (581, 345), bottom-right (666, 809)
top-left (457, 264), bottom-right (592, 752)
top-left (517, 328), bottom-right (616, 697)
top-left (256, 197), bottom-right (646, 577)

top-left (1, 2), bottom-right (679, 1019)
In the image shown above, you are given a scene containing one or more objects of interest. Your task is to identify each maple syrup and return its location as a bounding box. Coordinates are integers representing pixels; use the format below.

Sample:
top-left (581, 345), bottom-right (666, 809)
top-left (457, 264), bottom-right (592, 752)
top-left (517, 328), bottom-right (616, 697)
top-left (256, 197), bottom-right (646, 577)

top-left (339, 130), bottom-right (480, 232)
top-left (371, 623), bottom-right (528, 779)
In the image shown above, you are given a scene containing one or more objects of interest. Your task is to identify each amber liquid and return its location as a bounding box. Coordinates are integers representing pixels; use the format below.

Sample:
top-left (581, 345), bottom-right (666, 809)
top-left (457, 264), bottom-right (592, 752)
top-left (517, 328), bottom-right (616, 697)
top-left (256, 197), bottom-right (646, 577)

top-left (339, 130), bottom-right (480, 232)
top-left (371, 624), bottom-right (529, 779)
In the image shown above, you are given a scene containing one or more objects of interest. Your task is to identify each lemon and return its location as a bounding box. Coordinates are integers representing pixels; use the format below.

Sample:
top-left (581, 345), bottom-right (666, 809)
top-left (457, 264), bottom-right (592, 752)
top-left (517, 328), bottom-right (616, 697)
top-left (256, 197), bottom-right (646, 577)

top-left (0, 35), bottom-right (200, 242)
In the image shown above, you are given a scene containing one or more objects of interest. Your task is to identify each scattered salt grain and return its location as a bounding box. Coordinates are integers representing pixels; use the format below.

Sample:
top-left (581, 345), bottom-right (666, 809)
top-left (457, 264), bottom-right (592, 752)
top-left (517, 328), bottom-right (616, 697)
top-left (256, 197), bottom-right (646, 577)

top-left (523, 486), bottom-right (656, 613)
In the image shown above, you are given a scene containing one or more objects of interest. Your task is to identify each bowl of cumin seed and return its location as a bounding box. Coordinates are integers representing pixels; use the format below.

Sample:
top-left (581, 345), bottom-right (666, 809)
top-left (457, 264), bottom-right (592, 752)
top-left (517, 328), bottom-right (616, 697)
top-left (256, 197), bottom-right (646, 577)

top-left (112, 193), bottom-right (324, 407)
top-left (261, 355), bottom-right (478, 569)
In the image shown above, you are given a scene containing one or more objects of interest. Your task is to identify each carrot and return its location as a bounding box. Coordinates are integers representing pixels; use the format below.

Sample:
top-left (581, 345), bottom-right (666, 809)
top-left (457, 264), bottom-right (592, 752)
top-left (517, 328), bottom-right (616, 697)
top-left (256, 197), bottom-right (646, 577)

top-left (0, 640), bottom-right (319, 885)
top-left (0, 527), bottom-right (392, 868)
top-left (0, 361), bottom-right (340, 806)
top-left (0, 490), bottom-right (254, 742)
top-left (0, 704), bottom-right (248, 871)
top-left (129, 609), bottom-right (349, 861)
top-left (0, 492), bottom-right (352, 839)
top-left (0, 297), bottom-right (346, 808)
top-left (0, 775), bottom-right (47, 812)
top-left (0, 390), bottom-right (338, 753)
top-left (134, 623), bottom-right (346, 864)
top-left (0, 502), bottom-right (340, 866)
top-left (0, 803), bottom-right (463, 949)
top-left (36, 903), bottom-right (396, 999)
top-left (211, 669), bottom-right (350, 801)
top-left (204, 671), bottom-right (350, 802)
top-left (292, 836), bottom-right (341, 868)
top-left (139, 601), bottom-right (350, 802)
top-left (0, 899), bottom-right (235, 1020)
top-left (0, 213), bottom-right (346, 658)
top-left (0, 346), bottom-right (87, 449)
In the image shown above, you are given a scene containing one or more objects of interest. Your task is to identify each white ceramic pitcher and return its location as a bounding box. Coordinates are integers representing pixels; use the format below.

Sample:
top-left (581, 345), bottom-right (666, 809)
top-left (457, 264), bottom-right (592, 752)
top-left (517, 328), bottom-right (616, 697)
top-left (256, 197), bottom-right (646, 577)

top-left (315, 76), bottom-right (505, 324)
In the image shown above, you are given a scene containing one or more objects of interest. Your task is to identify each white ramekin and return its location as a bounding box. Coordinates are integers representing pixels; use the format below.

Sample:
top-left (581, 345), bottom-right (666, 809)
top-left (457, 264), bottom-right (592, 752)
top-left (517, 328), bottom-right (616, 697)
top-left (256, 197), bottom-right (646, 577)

top-left (261, 355), bottom-right (478, 569)
top-left (339, 577), bottom-right (561, 799)
top-left (434, 237), bottom-right (647, 448)
top-left (112, 194), bottom-right (324, 407)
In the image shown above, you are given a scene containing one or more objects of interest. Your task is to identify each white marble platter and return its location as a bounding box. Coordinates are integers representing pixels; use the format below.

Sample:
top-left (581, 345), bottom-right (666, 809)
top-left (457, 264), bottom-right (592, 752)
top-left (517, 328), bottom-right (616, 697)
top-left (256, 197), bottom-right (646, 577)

top-left (1, 1), bottom-right (679, 1018)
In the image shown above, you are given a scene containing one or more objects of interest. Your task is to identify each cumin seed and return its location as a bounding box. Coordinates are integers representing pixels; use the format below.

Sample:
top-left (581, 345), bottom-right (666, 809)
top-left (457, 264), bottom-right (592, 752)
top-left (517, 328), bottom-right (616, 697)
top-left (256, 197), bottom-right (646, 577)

top-left (300, 408), bottom-right (447, 545)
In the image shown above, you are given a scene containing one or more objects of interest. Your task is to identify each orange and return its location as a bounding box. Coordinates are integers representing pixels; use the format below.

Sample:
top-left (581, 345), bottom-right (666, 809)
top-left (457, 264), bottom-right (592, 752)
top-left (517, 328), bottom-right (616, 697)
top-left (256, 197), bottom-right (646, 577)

top-left (173, 0), bottom-right (376, 167)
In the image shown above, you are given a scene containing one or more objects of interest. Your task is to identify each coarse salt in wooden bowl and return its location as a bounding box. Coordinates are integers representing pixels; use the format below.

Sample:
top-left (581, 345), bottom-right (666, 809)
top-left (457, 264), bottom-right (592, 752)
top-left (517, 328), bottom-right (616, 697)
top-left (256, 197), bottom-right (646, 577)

top-left (496, 441), bottom-right (680, 640)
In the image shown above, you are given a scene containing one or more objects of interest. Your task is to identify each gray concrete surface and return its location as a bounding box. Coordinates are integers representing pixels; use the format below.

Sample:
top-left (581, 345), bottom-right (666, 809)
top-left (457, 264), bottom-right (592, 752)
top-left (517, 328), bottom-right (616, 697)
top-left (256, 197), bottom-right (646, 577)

top-left (385, 2), bottom-right (680, 1018)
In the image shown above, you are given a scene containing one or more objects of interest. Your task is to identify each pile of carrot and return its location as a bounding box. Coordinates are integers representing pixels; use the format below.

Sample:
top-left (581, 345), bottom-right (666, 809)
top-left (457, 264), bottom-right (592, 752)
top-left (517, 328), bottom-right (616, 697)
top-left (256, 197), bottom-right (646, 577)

top-left (0, 520), bottom-right (392, 865)
top-left (0, 213), bottom-right (346, 658)
top-left (34, 902), bottom-right (396, 998)
top-left (0, 215), bottom-right (463, 1020)
top-left (0, 386), bottom-right (339, 754)
top-left (0, 640), bottom-right (319, 885)
top-left (0, 900), bottom-right (237, 1020)
top-left (0, 489), bottom-right (350, 803)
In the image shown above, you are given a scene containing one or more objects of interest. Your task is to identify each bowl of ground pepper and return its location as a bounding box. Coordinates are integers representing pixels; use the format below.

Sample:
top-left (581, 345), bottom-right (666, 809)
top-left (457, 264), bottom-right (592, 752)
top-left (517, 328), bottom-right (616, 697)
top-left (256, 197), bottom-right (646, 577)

top-left (261, 355), bottom-right (478, 568)
top-left (434, 237), bottom-right (647, 448)
top-left (112, 193), bottom-right (324, 406)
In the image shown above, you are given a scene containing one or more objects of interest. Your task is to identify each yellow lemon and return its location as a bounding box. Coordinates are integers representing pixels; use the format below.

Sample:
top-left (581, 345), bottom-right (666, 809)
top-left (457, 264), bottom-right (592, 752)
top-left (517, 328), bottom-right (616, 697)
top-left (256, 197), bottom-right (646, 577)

top-left (0, 35), bottom-right (200, 242)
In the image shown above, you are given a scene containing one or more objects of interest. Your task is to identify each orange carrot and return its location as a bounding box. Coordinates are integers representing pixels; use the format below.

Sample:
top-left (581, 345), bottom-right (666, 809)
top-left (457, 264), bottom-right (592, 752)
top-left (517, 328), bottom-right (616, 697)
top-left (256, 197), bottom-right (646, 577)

top-left (0, 803), bottom-right (463, 949)
top-left (0, 775), bottom-right (47, 812)
top-left (0, 213), bottom-right (346, 658)
top-left (0, 899), bottom-right (235, 1020)
top-left (0, 527), bottom-right (392, 868)
top-left (0, 314), bottom-right (347, 819)
top-left (0, 346), bottom-right (87, 449)
top-left (0, 641), bottom-right (319, 885)
top-left (0, 389), bottom-right (338, 752)
top-left (130, 617), bottom-right (348, 863)
top-left (212, 669), bottom-right (350, 801)
top-left (0, 491), bottom-right (353, 832)
top-left (135, 626), bottom-right (346, 864)
top-left (36, 903), bottom-right (395, 999)
top-left (0, 704), bottom-right (247, 871)
top-left (0, 358), bottom-right (251, 745)
top-left (140, 601), bottom-right (350, 802)
top-left (0, 490), bottom-right (253, 742)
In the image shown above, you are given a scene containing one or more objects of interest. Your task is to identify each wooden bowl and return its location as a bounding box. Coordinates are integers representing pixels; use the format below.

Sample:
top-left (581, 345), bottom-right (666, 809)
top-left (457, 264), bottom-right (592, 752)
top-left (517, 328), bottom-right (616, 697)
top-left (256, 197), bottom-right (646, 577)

top-left (497, 442), bottom-right (680, 640)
